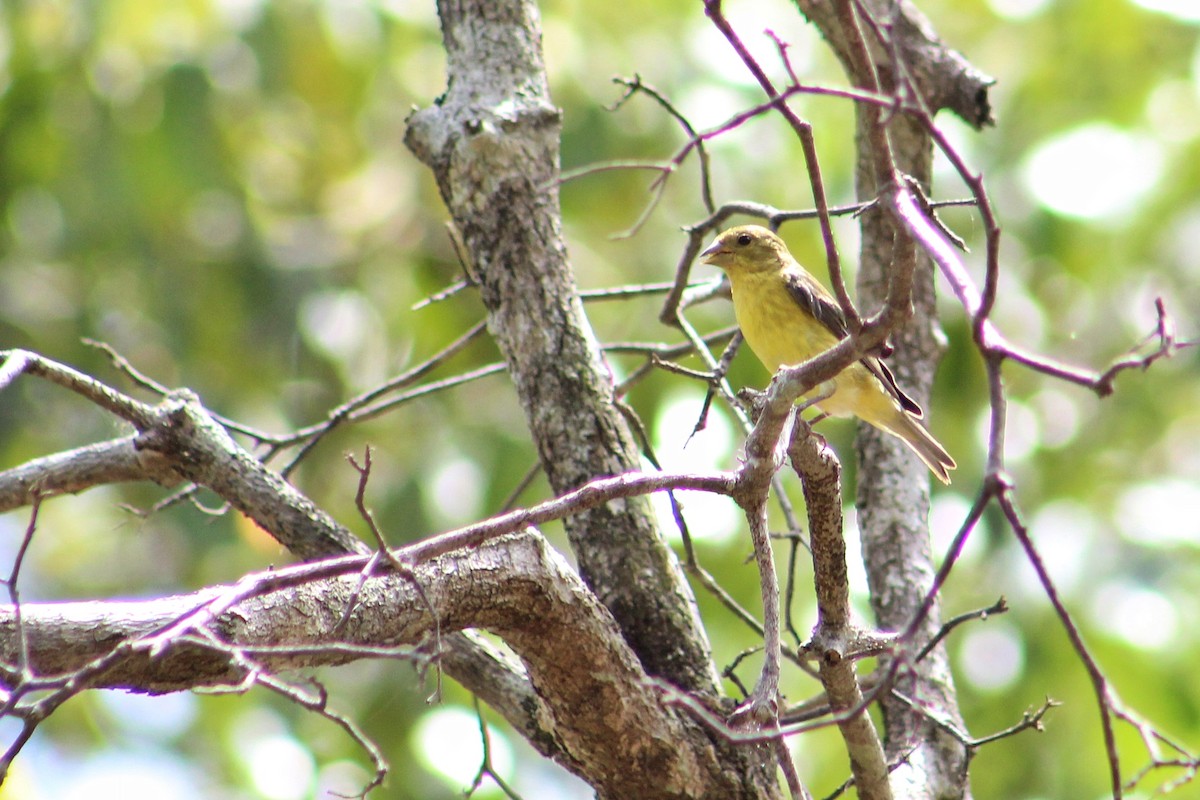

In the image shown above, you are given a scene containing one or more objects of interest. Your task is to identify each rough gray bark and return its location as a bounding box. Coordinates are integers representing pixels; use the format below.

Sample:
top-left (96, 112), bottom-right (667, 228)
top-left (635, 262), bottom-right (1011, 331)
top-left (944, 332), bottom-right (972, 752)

top-left (0, 532), bottom-right (762, 799)
top-left (404, 0), bottom-right (717, 692)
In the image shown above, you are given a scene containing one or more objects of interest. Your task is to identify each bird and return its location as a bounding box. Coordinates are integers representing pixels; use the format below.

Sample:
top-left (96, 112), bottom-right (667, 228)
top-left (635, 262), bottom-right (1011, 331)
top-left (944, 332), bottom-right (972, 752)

top-left (699, 224), bottom-right (955, 484)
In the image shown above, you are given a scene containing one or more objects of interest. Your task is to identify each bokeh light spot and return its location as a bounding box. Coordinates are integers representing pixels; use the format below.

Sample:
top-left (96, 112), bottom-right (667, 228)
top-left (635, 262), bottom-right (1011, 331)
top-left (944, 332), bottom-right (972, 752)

top-left (651, 389), bottom-right (739, 544)
top-left (414, 706), bottom-right (513, 790)
top-left (244, 736), bottom-right (315, 800)
top-left (1090, 581), bottom-right (1179, 650)
top-left (958, 622), bottom-right (1025, 692)
top-left (1020, 124), bottom-right (1164, 221)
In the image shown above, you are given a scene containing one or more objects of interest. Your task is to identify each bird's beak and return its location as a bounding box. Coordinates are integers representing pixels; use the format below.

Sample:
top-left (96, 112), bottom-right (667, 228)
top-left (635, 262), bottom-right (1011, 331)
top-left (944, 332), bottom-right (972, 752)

top-left (699, 240), bottom-right (727, 264)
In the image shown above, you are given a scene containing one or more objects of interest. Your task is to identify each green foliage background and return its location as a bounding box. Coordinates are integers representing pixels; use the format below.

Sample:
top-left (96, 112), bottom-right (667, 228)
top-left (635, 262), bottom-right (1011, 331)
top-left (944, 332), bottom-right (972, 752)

top-left (0, 0), bottom-right (1198, 798)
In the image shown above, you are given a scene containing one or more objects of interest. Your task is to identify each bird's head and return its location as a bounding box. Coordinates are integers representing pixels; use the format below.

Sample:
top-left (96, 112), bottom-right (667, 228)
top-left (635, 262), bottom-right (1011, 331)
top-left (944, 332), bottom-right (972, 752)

top-left (699, 225), bottom-right (786, 274)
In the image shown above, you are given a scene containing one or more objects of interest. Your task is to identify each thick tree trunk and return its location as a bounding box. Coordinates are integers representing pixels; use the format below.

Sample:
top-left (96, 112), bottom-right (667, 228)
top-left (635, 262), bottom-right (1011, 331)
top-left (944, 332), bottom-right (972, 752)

top-left (404, 1), bottom-right (781, 797)
top-left (404, 0), bottom-right (718, 695)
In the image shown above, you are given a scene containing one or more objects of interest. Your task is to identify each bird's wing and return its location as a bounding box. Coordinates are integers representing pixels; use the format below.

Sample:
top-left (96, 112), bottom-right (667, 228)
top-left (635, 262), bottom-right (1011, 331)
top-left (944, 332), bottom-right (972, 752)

top-left (781, 269), bottom-right (849, 338)
top-left (781, 268), bottom-right (924, 418)
top-left (870, 358), bottom-right (924, 418)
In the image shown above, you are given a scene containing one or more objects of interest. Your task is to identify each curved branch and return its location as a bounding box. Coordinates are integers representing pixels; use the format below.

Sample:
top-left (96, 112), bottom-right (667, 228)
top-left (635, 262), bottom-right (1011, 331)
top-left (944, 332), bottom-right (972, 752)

top-left (0, 531), bottom-right (762, 800)
top-left (0, 437), bottom-right (177, 514)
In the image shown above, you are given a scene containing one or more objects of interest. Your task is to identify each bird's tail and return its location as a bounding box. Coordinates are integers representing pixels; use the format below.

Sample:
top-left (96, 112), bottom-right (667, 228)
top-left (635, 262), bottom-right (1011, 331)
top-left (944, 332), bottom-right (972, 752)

top-left (882, 413), bottom-right (956, 485)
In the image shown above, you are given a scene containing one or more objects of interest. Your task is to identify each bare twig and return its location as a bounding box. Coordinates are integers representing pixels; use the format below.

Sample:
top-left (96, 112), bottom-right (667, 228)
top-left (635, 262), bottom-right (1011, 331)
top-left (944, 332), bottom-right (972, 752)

top-left (279, 321), bottom-right (489, 474)
top-left (611, 75), bottom-right (716, 214)
top-left (412, 278), bottom-right (471, 310)
top-left (915, 597), bottom-right (1008, 664)
top-left (0, 349), bottom-right (158, 429)
top-left (468, 696), bottom-right (525, 800)
top-left (998, 487), bottom-right (1123, 796)
top-left (698, 3), bottom-right (851, 331)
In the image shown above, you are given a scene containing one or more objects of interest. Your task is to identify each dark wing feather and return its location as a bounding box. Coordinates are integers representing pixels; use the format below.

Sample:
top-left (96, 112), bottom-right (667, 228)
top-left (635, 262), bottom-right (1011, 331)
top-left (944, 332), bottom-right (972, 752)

top-left (781, 270), bottom-right (848, 338)
top-left (870, 358), bottom-right (924, 418)
top-left (781, 269), bottom-right (924, 418)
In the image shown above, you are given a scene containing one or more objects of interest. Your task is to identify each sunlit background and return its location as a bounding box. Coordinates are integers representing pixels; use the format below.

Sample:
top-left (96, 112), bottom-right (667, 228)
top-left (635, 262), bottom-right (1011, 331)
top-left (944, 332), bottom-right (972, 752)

top-left (0, 0), bottom-right (1198, 798)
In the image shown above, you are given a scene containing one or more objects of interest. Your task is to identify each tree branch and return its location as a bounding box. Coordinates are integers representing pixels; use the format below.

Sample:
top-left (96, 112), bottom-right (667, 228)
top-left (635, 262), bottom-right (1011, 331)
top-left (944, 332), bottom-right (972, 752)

top-left (789, 421), bottom-right (891, 800)
top-left (0, 530), bottom-right (773, 800)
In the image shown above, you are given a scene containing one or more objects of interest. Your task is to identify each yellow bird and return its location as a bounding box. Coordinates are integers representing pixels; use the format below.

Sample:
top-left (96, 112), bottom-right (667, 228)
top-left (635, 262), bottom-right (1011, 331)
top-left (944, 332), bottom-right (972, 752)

top-left (700, 224), bottom-right (955, 484)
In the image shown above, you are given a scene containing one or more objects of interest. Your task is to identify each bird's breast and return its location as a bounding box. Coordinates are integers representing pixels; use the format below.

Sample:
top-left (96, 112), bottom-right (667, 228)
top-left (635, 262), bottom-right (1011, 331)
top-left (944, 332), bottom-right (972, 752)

top-left (729, 272), bottom-right (838, 374)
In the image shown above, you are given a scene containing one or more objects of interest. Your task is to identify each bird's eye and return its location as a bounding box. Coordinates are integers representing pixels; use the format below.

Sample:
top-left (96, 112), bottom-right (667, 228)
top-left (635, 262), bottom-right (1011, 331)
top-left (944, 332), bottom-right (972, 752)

top-left (736, 233), bottom-right (752, 246)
